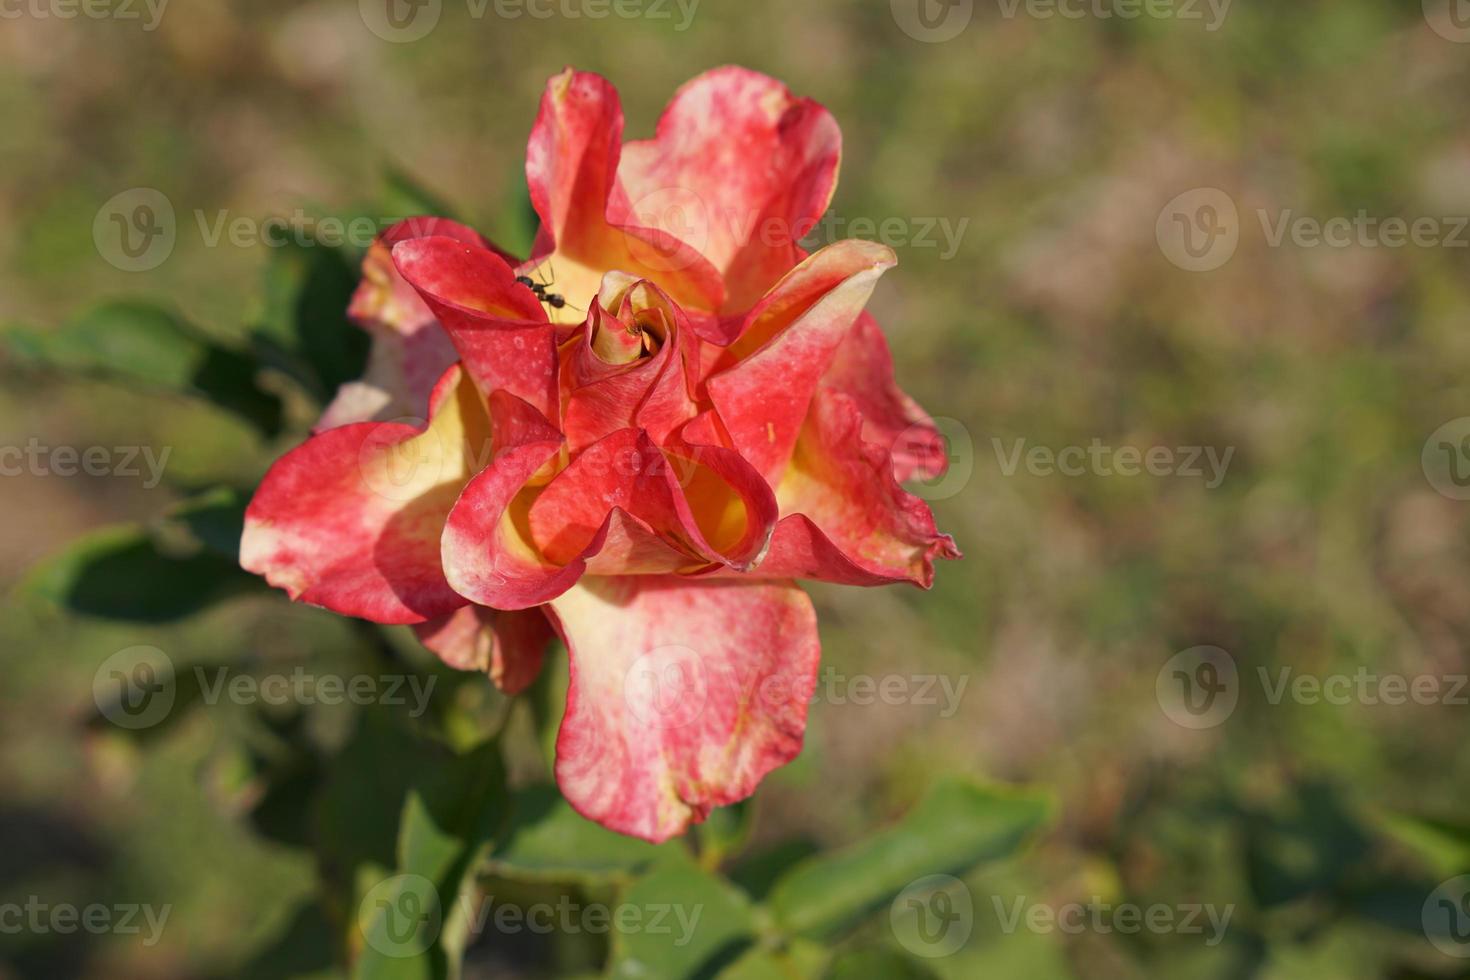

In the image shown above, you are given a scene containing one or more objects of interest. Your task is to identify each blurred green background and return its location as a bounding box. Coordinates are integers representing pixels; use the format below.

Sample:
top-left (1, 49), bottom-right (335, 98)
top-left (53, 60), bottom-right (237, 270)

top-left (4, 0), bottom-right (1470, 977)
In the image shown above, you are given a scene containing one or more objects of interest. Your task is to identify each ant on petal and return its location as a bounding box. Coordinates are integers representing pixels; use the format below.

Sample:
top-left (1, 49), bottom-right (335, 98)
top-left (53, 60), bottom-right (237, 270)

top-left (515, 264), bottom-right (577, 313)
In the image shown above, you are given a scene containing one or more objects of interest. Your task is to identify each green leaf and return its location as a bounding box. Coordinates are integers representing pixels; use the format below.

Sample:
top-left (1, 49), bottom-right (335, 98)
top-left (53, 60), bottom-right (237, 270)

top-left (766, 780), bottom-right (1051, 939)
top-left (354, 739), bottom-right (509, 980)
top-left (823, 949), bottom-right (939, 980)
top-left (1374, 810), bottom-right (1470, 878)
top-left (607, 865), bottom-right (755, 980)
top-left (254, 238), bottom-right (368, 402)
top-left (1, 300), bottom-right (282, 436)
top-left (25, 522), bottom-right (263, 623)
top-left (488, 784), bottom-right (680, 885)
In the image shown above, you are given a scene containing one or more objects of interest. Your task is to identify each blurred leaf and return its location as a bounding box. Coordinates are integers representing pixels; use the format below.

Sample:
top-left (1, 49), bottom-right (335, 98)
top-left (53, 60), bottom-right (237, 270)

top-left (488, 784), bottom-right (681, 885)
top-left (355, 739), bottom-right (509, 980)
top-left (823, 948), bottom-right (938, 980)
top-left (165, 487), bottom-right (249, 559)
top-left (606, 865), bottom-right (755, 980)
top-left (25, 522), bottom-right (263, 623)
top-left (766, 780), bottom-right (1051, 939)
top-left (697, 800), bottom-right (754, 871)
top-left (254, 238), bottom-right (368, 403)
top-left (1, 300), bottom-right (282, 436)
top-left (728, 839), bottom-right (821, 903)
top-left (1374, 811), bottom-right (1470, 878)
top-left (1244, 781), bottom-right (1371, 909)
top-left (235, 902), bottom-right (342, 980)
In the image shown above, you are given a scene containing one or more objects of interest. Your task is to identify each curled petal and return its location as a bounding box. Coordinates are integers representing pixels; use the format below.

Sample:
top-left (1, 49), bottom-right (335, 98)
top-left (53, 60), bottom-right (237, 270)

top-left (821, 312), bottom-right (950, 482)
top-left (732, 388), bottom-right (960, 588)
top-left (707, 240), bottom-right (896, 483)
top-left (617, 66), bottom-right (842, 313)
top-left (392, 236), bottom-right (560, 419)
top-left (318, 218), bottom-right (501, 430)
top-left (242, 365), bottom-right (491, 623)
top-left (413, 604), bottom-right (554, 695)
top-left (548, 575), bottom-right (820, 842)
top-left (525, 68), bottom-right (724, 314)
top-left (560, 276), bottom-right (698, 451)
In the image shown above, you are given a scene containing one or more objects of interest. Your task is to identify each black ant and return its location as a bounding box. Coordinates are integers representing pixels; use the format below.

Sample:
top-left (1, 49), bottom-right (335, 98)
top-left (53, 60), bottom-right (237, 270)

top-left (515, 265), bottom-right (576, 312)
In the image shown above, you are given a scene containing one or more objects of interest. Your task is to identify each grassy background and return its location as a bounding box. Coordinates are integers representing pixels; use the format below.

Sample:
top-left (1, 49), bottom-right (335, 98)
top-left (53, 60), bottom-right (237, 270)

top-left (3, 0), bottom-right (1470, 977)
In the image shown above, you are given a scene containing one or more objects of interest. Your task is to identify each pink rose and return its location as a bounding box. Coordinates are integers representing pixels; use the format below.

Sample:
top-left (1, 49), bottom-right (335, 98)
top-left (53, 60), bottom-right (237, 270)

top-left (242, 67), bottom-right (958, 841)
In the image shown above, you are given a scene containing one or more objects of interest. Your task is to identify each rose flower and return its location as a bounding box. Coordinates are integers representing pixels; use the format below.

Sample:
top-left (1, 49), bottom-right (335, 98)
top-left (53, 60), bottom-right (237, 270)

top-left (241, 67), bottom-right (958, 842)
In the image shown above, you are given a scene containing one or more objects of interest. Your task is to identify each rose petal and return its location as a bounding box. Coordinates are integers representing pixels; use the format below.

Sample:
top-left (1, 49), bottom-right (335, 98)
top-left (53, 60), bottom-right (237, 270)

top-left (526, 68), bottom-right (723, 314)
top-left (413, 604), bottom-right (554, 695)
top-left (706, 240), bottom-right (896, 483)
top-left (547, 575), bottom-right (819, 842)
top-left (821, 312), bottom-right (950, 482)
top-left (242, 365), bottom-right (490, 623)
top-left (391, 236), bottom-right (560, 419)
top-left (560, 276), bottom-right (698, 451)
top-left (617, 66), bottom-right (842, 313)
top-left (725, 388), bottom-right (960, 587)
top-left (317, 219), bottom-right (499, 431)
